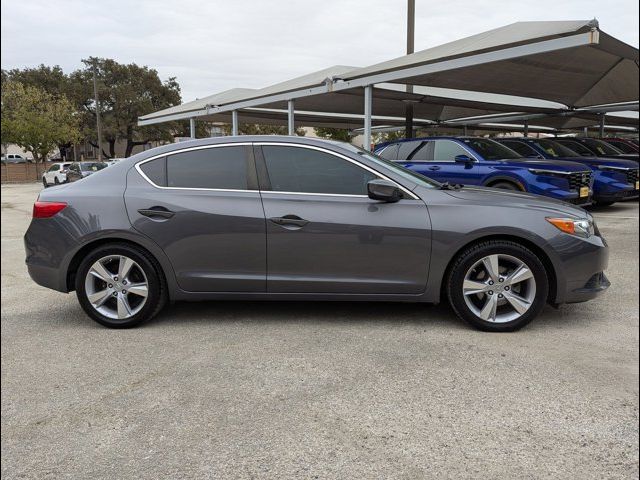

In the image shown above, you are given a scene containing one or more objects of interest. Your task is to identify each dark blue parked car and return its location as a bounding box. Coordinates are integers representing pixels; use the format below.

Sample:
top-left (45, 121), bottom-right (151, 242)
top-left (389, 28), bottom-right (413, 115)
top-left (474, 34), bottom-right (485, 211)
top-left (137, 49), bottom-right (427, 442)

top-left (554, 137), bottom-right (639, 162)
top-left (375, 137), bottom-right (594, 205)
top-left (496, 137), bottom-right (639, 206)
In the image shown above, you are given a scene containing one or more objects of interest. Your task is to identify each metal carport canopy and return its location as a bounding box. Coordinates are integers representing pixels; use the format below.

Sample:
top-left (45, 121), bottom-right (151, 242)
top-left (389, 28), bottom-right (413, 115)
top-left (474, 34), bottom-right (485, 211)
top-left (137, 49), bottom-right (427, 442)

top-left (333, 20), bottom-right (639, 108)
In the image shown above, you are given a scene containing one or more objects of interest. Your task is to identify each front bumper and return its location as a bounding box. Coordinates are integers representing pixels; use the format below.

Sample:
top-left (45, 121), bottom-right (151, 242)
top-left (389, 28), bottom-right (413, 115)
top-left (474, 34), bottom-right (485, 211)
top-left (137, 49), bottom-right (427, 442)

top-left (552, 233), bottom-right (610, 304)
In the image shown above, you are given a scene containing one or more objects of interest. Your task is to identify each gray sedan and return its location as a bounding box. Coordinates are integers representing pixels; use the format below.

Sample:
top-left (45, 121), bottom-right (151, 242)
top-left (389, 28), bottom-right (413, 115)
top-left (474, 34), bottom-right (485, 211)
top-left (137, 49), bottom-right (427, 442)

top-left (24, 136), bottom-right (609, 331)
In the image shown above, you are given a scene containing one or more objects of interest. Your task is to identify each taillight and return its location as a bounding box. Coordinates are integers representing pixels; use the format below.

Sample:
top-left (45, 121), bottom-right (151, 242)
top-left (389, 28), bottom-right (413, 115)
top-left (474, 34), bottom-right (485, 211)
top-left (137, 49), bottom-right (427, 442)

top-left (33, 201), bottom-right (67, 218)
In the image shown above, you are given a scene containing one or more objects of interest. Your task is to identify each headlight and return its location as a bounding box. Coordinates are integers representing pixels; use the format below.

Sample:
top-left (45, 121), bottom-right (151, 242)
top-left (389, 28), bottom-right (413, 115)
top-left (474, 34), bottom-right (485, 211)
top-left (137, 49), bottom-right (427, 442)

top-left (528, 168), bottom-right (570, 177)
top-left (546, 217), bottom-right (595, 238)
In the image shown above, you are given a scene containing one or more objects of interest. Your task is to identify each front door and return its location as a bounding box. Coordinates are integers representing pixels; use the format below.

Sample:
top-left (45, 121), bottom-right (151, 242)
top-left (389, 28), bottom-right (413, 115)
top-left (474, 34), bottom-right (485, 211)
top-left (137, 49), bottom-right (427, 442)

top-left (125, 144), bottom-right (266, 292)
top-left (256, 144), bottom-right (431, 294)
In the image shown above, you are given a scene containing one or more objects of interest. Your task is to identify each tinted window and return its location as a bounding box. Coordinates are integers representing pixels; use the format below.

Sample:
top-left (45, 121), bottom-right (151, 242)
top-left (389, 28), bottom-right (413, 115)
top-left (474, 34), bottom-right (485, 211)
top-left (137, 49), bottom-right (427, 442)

top-left (378, 144), bottom-right (399, 160)
top-left (582, 139), bottom-right (623, 156)
top-left (262, 145), bottom-right (377, 195)
top-left (397, 141), bottom-right (422, 160)
top-left (48, 165), bottom-right (59, 172)
top-left (460, 138), bottom-right (521, 160)
top-left (167, 147), bottom-right (247, 190)
top-left (433, 140), bottom-right (469, 161)
top-left (555, 139), bottom-right (595, 156)
top-left (500, 141), bottom-right (538, 157)
top-left (531, 139), bottom-right (580, 158)
top-left (410, 142), bottom-right (430, 161)
top-left (140, 157), bottom-right (167, 186)
top-left (81, 162), bottom-right (106, 171)
top-left (605, 140), bottom-right (636, 153)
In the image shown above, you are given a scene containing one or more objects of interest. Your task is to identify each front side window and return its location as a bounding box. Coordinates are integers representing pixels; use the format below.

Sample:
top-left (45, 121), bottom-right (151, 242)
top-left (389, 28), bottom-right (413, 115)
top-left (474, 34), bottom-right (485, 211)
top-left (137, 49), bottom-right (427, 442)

top-left (433, 140), bottom-right (470, 161)
top-left (167, 147), bottom-right (247, 190)
top-left (583, 139), bottom-right (623, 156)
top-left (532, 139), bottom-right (580, 158)
top-left (261, 145), bottom-right (378, 195)
top-left (606, 140), bottom-right (636, 154)
top-left (556, 140), bottom-right (595, 156)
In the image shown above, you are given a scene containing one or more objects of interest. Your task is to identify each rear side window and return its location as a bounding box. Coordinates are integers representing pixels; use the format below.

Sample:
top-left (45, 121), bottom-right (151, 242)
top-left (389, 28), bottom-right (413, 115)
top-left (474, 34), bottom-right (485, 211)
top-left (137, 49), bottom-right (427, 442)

top-left (261, 145), bottom-right (378, 195)
top-left (167, 147), bottom-right (247, 190)
top-left (410, 142), bottom-right (431, 161)
top-left (397, 141), bottom-right (421, 160)
top-left (140, 157), bottom-right (167, 186)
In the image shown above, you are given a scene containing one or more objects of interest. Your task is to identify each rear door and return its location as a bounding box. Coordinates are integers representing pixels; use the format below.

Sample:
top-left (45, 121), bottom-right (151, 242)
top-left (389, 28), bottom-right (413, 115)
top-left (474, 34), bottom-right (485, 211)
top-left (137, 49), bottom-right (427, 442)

top-left (422, 139), bottom-right (486, 185)
top-left (125, 144), bottom-right (266, 292)
top-left (256, 143), bottom-right (431, 294)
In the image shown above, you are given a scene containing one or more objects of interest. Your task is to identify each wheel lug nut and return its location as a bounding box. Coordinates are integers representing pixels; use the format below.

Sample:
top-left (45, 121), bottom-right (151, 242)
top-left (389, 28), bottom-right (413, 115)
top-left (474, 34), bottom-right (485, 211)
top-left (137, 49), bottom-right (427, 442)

top-left (112, 292), bottom-right (117, 297)
top-left (505, 286), bottom-right (510, 291)
top-left (114, 277), bottom-right (118, 282)
top-left (489, 281), bottom-right (494, 285)
top-left (499, 278), bottom-right (504, 283)
top-left (122, 289), bottom-right (126, 294)
top-left (488, 291), bottom-right (493, 295)
top-left (498, 294), bottom-right (504, 298)
top-left (108, 284), bottom-right (113, 288)
top-left (122, 280), bottom-right (127, 285)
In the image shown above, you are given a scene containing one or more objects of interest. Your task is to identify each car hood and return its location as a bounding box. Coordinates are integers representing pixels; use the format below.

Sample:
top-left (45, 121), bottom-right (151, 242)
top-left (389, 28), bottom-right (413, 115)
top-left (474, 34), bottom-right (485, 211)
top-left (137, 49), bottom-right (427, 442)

top-left (438, 185), bottom-right (587, 217)
top-left (497, 158), bottom-right (590, 172)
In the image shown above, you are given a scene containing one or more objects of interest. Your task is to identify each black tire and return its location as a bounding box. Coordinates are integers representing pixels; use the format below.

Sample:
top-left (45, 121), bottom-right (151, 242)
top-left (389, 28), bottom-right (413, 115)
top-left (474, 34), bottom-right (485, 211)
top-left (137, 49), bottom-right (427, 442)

top-left (489, 181), bottom-right (522, 191)
top-left (594, 201), bottom-right (615, 207)
top-left (75, 243), bottom-right (167, 328)
top-left (54, 177), bottom-right (60, 185)
top-left (42, 178), bottom-right (48, 188)
top-left (446, 240), bottom-right (549, 332)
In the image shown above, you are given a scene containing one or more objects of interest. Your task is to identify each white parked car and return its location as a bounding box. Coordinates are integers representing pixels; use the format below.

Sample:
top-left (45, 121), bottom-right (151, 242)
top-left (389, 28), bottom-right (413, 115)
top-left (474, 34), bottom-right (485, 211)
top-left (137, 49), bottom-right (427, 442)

top-left (1, 154), bottom-right (30, 164)
top-left (42, 162), bottom-right (72, 187)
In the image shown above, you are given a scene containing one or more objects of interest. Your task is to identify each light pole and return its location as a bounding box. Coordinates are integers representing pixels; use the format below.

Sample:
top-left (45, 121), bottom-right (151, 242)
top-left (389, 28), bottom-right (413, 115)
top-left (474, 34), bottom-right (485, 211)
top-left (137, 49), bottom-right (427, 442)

top-left (92, 62), bottom-right (104, 161)
top-left (405, 0), bottom-right (415, 139)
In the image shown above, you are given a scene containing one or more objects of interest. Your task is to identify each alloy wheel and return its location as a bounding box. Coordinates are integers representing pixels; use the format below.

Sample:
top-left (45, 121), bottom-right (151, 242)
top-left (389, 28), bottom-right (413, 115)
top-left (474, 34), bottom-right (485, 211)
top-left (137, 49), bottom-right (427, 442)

top-left (84, 255), bottom-right (149, 320)
top-left (462, 254), bottom-right (536, 323)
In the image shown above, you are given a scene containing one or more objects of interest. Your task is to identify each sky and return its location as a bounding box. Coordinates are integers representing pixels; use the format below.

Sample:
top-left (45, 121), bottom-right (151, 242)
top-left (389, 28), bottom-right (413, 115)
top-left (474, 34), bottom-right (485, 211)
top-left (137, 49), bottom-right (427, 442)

top-left (1, 0), bottom-right (639, 103)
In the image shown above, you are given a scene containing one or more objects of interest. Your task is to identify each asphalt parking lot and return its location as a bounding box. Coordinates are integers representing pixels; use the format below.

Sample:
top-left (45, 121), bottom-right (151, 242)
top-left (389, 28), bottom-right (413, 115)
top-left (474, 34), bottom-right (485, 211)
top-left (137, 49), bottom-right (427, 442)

top-left (1, 182), bottom-right (638, 479)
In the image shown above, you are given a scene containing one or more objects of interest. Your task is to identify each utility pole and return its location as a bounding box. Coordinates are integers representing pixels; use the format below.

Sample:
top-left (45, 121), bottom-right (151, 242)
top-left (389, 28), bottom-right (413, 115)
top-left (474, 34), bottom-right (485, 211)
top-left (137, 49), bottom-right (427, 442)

top-left (404, 0), bottom-right (415, 139)
top-left (92, 62), bottom-right (104, 161)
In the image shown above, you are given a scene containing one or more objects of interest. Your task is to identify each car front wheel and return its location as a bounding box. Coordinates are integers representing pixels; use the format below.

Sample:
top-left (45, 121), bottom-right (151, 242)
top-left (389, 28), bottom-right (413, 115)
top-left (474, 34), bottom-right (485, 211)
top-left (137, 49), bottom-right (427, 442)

top-left (75, 243), bottom-right (167, 328)
top-left (447, 240), bottom-right (549, 332)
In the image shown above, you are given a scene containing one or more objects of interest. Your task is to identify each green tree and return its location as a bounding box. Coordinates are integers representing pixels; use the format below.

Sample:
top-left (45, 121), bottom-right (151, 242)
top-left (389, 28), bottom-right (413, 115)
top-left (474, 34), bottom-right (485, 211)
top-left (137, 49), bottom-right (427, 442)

top-left (1, 81), bottom-right (81, 162)
top-left (314, 127), bottom-right (352, 142)
top-left (79, 58), bottom-right (182, 157)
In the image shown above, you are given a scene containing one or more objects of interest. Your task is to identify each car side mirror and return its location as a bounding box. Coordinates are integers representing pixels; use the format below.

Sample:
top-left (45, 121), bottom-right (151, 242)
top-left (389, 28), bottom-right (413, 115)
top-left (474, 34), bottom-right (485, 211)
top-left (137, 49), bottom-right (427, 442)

top-left (454, 154), bottom-right (474, 164)
top-left (367, 179), bottom-right (402, 203)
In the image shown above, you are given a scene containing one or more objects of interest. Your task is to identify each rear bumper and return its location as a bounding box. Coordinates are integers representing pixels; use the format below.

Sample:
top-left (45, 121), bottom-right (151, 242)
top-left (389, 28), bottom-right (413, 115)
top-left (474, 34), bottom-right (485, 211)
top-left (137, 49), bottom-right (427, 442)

top-left (26, 262), bottom-right (69, 293)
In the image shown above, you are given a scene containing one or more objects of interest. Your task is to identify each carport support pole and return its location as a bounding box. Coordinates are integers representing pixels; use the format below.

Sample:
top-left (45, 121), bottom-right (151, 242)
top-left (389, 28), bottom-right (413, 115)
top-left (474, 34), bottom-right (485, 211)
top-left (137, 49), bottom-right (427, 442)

top-left (599, 115), bottom-right (605, 138)
top-left (405, 0), bottom-right (415, 139)
top-left (463, 125), bottom-right (468, 136)
top-left (189, 118), bottom-right (196, 139)
top-left (287, 100), bottom-right (295, 136)
top-left (364, 85), bottom-right (373, 151)
top-left (232, 110), bottom-right (239, 136)
top-left (523, 120), bottom-right (529, 138)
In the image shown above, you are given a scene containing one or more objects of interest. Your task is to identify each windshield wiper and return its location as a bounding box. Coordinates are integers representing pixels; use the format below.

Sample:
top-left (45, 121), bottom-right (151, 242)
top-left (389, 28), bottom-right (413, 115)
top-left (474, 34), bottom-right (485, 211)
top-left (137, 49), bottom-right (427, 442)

top-left (439, 182), bottom-right (463, 190)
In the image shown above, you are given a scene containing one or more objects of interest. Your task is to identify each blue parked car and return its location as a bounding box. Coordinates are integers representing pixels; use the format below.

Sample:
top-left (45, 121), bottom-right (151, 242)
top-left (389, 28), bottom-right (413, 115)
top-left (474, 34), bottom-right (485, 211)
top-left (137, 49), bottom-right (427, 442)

top-left (496, 137), bottom-right (639, 206)
top-left (375, 137), bottom-right (594, 205)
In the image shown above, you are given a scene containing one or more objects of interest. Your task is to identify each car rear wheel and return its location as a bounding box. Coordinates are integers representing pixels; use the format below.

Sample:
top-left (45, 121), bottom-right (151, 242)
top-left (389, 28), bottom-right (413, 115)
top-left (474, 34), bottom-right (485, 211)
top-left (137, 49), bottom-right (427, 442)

top-left (447, 240), bottom-right (548, 332)
top-left (75, 243), bottom-right (167, 328)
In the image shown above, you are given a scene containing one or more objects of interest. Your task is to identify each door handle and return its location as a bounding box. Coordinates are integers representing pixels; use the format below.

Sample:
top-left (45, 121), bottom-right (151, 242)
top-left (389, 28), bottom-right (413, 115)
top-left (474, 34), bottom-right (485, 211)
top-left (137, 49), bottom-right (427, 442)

top-left (138, 207), bottom-right (175, 219)
top-left (269, 215), bottom-right (309, 227)
top-left (428, 166), bottom-right (441, 171)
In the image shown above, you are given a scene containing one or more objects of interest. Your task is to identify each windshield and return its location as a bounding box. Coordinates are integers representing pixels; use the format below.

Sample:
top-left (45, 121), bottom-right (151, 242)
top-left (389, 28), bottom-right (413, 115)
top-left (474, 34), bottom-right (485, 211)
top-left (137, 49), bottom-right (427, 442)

top-left (582, 138), bottom-right (624, 156)
top-left (531, 139), bottom-right (581, 158)
top-left (557, 140), bottom-right (594, 156)
top-left (460, 138), bottom-right (522, 160)
top-left (340, 143), bottom-right (440, 189)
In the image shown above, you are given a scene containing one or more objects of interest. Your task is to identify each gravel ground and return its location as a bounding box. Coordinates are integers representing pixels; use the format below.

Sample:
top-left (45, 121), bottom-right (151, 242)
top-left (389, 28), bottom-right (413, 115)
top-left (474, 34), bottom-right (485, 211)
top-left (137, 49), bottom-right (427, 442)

top-left (1, 182), bottom-right (638, 479)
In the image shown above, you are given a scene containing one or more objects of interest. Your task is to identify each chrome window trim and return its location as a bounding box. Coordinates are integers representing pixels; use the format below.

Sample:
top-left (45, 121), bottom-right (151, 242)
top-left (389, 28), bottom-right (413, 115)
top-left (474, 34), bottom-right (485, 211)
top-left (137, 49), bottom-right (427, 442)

top-left (135, 143), bottom-right (257, 194)
top-left (134, 141), bottom-right (419, 200)
top-left (255, 142), bottom-right (419, 200)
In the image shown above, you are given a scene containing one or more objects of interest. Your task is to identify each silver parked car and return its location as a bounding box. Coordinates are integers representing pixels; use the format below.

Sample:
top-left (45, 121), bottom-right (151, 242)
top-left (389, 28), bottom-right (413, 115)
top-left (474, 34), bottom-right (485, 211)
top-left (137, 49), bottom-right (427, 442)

top-left (24, 136), bottom-right (609, 331)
